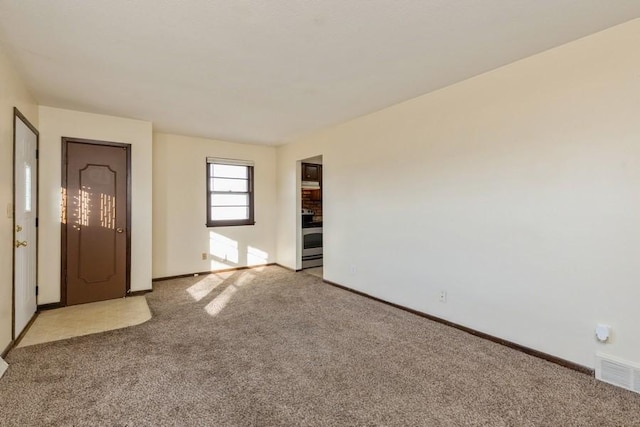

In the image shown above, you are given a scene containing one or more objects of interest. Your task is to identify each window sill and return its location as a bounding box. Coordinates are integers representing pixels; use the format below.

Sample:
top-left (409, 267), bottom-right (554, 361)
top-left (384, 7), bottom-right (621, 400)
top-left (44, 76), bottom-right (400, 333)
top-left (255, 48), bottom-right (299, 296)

top-left (206, 220), bottom-right (256, 228)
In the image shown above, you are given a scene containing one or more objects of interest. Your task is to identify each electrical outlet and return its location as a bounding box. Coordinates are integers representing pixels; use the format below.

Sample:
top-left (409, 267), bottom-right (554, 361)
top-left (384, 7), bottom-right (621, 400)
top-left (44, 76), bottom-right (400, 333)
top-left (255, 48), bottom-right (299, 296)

top-left (439, 291), bottom-right (447, 303)
top-left (201, 253), bottom-right (208, 260)
top-left (350, 265), bottom-right (357, 274)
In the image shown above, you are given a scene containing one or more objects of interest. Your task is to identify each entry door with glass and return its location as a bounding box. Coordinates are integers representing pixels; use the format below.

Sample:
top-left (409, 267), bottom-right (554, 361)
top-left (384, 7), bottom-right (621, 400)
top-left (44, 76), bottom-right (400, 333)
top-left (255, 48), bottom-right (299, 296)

top-left (13, 108), bottom-right (38, 337)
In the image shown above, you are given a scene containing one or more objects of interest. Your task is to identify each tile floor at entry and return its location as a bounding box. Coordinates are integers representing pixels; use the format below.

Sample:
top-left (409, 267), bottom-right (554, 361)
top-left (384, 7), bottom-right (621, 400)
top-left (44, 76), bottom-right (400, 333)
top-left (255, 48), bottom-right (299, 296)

top-left (17, 296), bottom-right (152, 348)
top-left (304, 267), bottom-right (323, 278)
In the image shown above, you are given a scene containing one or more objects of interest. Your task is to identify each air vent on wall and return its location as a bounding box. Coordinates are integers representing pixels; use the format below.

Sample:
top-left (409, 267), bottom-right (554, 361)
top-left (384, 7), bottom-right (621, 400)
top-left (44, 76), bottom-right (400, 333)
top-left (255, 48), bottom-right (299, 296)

top-left (595, 353), bottom-right (640, 394)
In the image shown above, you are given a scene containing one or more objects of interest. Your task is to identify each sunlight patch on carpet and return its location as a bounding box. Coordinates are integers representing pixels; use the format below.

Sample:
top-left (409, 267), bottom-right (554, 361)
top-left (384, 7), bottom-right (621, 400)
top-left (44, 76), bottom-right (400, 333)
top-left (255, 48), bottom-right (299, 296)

top-left (205, 285), bottom-right (238, 317)
top-left (186, 275), bottom-right (226, 302)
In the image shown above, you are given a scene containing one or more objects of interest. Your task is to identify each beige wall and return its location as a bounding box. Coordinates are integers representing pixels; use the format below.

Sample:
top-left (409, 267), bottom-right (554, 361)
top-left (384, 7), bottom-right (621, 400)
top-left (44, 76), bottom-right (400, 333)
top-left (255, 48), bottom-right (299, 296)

top-left (38, 107), bottom-right (153, 304)
top-left (276, 19), bottom-right (640, 368)
top-left (0, 43), bottom-right (38, 352)
top-left (153, 133), bottom-right (277, 278)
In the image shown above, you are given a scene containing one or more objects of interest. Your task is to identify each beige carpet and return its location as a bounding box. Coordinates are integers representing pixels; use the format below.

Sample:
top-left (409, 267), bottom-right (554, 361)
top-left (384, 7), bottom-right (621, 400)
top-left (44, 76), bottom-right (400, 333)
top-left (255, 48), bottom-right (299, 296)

top-left (17, 296), bottom-right (152, 347)
top-left (1, 265), bottom-right (639, 426)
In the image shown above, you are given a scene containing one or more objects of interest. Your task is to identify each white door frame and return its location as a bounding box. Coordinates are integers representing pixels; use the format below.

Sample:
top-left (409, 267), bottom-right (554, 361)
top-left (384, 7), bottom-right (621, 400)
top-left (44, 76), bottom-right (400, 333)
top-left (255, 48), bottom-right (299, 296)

top-left (13, 108), bottom-right (39, 340)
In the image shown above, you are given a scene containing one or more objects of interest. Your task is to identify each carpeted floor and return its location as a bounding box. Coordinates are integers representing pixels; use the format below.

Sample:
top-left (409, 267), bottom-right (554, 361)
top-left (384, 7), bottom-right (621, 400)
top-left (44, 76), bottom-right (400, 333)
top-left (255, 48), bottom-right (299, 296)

top-left (1, 265), bottom-right (639, 426)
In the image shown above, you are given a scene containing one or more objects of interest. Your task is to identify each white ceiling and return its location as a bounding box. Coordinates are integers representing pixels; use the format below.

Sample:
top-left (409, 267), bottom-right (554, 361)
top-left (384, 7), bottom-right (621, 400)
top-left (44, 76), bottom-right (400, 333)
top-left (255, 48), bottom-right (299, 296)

top-left (1, 1), bottom-right (639, 145)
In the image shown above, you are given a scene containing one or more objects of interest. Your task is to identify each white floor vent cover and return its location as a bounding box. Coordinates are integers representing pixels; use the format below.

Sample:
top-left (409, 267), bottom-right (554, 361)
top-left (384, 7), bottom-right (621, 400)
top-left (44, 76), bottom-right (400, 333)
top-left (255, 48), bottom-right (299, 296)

top-left (596, 354), bottom-right (640, 394)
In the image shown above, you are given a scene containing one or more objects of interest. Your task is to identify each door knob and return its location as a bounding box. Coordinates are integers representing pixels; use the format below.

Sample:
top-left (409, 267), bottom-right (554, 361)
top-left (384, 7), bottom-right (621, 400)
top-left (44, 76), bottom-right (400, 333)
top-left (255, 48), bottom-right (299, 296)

top-left (116, 228), bottom-right (125, 233)
top-left (15, 225), bottom-right (22, 232)
top-left (15, 240), bottom-right (27, 248)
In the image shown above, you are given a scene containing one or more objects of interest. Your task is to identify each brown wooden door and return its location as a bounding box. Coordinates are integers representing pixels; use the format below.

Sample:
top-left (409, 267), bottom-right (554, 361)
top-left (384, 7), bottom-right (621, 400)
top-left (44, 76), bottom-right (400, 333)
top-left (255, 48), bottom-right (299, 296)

top-left (62, 139), bottom-right (130, 305)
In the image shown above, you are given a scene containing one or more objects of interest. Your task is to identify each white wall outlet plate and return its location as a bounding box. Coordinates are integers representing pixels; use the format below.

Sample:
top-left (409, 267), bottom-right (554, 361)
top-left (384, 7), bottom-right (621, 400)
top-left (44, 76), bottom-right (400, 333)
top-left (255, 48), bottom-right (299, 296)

top-left (439, 291), bottom-right (447, 303)
top-left (595, 324), bottom-right (611, 342)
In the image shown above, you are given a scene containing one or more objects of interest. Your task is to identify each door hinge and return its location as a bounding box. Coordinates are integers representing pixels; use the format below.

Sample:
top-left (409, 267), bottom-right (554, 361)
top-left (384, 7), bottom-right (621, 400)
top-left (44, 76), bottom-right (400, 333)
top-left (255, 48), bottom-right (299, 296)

top-left (36, 285), bottom-right (38, 296)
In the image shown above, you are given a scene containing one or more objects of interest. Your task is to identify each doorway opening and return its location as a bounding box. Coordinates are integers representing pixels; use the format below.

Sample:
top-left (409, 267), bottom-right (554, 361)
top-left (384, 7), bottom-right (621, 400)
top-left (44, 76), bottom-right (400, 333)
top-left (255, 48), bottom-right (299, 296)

top-left (299, 155), bottom-right (323, 278)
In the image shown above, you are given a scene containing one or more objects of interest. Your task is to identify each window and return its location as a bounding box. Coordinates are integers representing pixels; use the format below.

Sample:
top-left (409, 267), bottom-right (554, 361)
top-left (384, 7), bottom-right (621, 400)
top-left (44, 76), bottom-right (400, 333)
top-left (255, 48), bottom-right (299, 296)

top-left (206, 158), bottom-right (255, 227)
top-left (24, 162), bottom-right (32, 212)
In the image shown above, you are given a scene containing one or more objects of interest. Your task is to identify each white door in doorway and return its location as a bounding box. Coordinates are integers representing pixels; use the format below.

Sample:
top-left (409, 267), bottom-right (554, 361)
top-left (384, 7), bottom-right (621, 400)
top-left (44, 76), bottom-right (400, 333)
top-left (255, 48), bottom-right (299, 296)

top-left (14, 111), bottom-right (38, 337)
